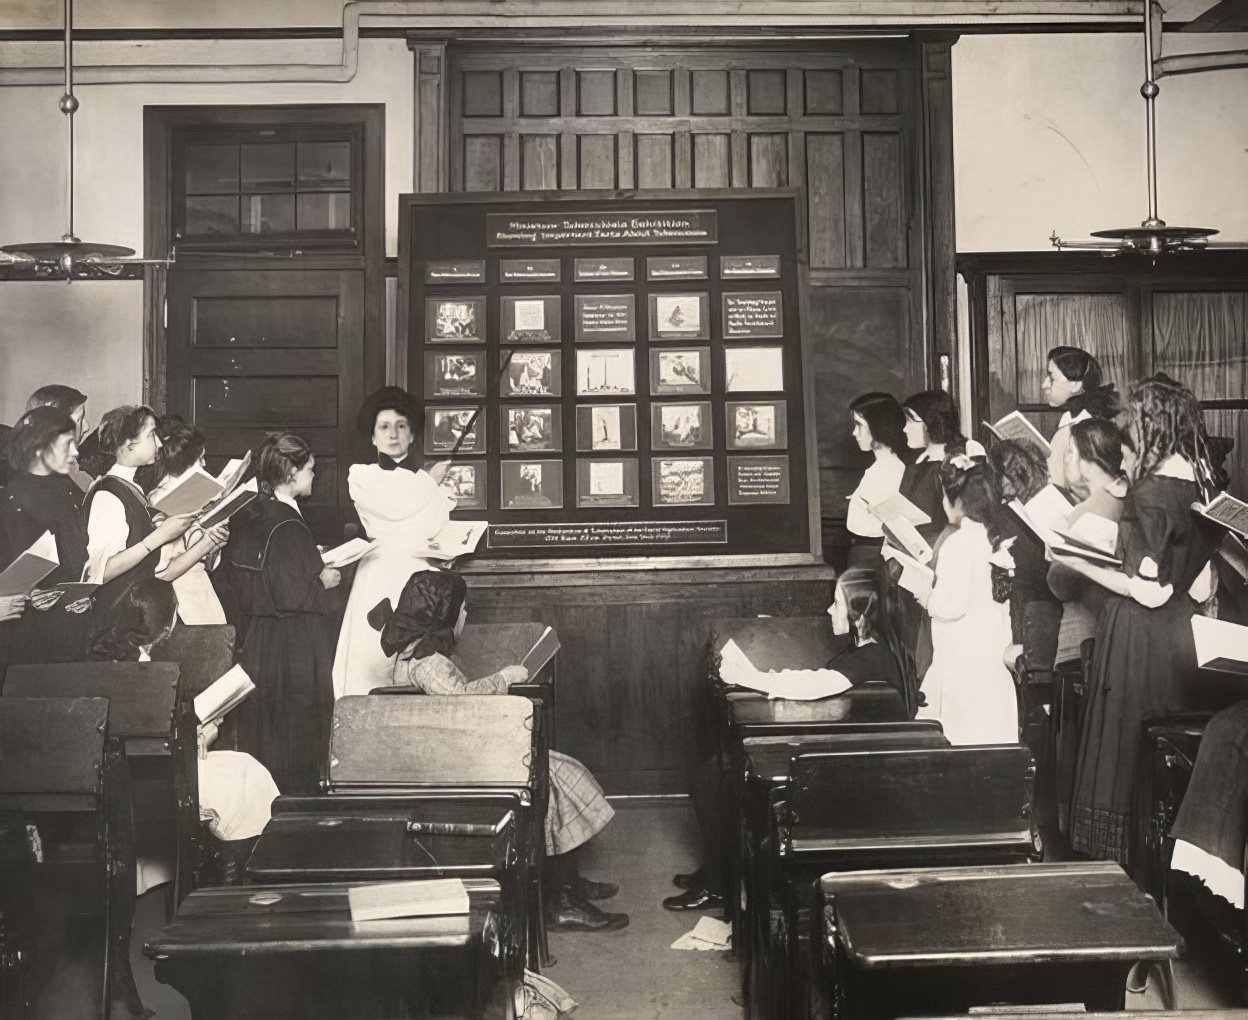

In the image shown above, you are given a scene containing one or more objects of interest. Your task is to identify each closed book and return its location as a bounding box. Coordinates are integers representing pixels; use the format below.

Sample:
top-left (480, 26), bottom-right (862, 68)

top-left (0, 531), bottom-right (59, 597)
top-left (521, 626), bottom-right (561, 675)
top-left (347, 879), bottom-right (470, 922)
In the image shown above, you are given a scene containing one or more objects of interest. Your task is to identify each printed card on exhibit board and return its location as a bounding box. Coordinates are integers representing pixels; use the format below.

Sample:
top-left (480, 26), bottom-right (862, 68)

top-left (575, 404), bottom-right (638, 452)
top-left (726, 400), bottom-right (787, 450)
top-left (425, 406), bottom-right (486, 455)
top-left (576, 459), bottom-right (640, 508)
top-left (653, 457), bottom-right (715, 507)
top-left (426, 297), bottom-right (485, 343)
top-left (501, 460), bottom-right (564, 510)
top-left (575, 294), bottom-right (636, 342)
top-left (728, 456), bottom-right (791, 505)
top-left (443, 462), bottom-right (486, 510)
top-left (502, 350), bottom-right (562, 398)
top-left (650, 348), bottom-right (711, 396)
top-left (576, 348), bottom-right (635, 396)
top-left (724, 346), bottom-right (784, 392)
top-left (502, 295), bottom-right (561, 343)
top-left (648, 293), bottom-right (710, 341)
top-left (425, 351), bottom-right (485, 398)
top-left (504, 405), bottom-right (562, 453)
top-left (652, 402), bottom-right (713, 451)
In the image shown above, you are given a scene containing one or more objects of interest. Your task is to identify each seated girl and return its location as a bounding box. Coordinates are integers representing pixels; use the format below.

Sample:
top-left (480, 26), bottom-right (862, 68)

top-left (664, 568), bottom-right (910, 912)
top-left (89, 578), bottom-right (279, 844)
top-left (370, 569), bottom-right (628, 934)
top-left (88, 577), bottom-right (278, 1020)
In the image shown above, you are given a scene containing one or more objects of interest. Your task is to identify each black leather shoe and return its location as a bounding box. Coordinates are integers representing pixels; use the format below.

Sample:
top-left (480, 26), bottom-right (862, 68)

top-left (672, 866), bottom-right (706, 890)
top-left (545, 891), bottom-right (629, 932)
top-left (662, 887), bottom-right (725, 912)
top-left (569, 875), bottom-right (619, 901)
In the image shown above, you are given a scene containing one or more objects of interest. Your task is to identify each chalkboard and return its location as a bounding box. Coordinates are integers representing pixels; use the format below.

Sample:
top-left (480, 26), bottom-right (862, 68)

top-left (399, 189), bottom-right (819, 565)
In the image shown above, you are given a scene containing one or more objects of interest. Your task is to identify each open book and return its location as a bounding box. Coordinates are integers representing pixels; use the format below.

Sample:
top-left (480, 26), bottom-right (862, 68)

top-left (215, 452), bottom-right (252, 494)
top-left (193, 663), bottom-right (256, 726)
top-left (197, 479), bottom-right (259, 529)
top-left (521, 626), bottom-right (561, 675)
top-left (717, 638), bottom-right (853, 701)
top-left (347, 878), bottom-right (470, 922)
top-left (411, 520), bottom-right (489, 561)
top-left (1050, 512), bottom-right (1122, 567)
top-left (881, 545), bottom-right (935, 597)
top-left (0, 531), bottom-right (59, 597)
top-left (1009, 484), bottom-right (1077, 546)
top-left (1192, 616), bottom-right (1248, 676)
top-left (871, 492), bottom-right (933, 562)
top-left (152, 467), bottom-right (226, 517)
top-left (321, 537), bottom-right (379, 569)
top-left (984, 410), bottom-right (1050, 456)
top-left (1194, 492), bottom-right (1248, 540)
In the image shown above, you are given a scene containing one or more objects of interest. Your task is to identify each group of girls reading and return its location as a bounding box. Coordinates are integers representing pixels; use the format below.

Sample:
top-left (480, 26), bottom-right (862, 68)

top-left (844, 347), bottom-right (1232, 891)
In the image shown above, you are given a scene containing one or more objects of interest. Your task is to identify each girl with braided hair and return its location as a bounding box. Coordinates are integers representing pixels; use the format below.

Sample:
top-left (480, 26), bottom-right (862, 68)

top-left (1061, 374), bottom-right (1221, 867)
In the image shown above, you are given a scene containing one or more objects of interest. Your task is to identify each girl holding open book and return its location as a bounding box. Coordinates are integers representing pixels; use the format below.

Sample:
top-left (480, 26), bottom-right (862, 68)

top-left (227, 432), bottom-right (345, 795)
top-left (1062, 375), bottom-right (1221, 867)
top-left (1, 406), bottom-right (90, 663)
top-left (1040, 346), bottom-right (1121, 488)
top-left (1046, 418), bottom-right (1131, 669)
top-left (139, 417), bottom-right (226, 626)
top-left (846, 392), bottom-right (909, 567)
top-left (912, 456), bottom-right (1017, 745)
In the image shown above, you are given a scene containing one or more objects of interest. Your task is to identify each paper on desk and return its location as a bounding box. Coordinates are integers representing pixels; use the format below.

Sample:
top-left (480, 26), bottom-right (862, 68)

top-left (718, 638), bottom-right (853, 701)
top-left (348, 878), bottom-right (470, 922)
top-left (671, 915), bottom-right (732, 951)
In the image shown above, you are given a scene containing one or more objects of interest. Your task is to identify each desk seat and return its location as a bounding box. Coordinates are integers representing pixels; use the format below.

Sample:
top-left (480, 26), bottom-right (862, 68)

top-left (145, 878), bottom-right (515, 1019)
top-left (818, 861), bottom-right (1180, 1019)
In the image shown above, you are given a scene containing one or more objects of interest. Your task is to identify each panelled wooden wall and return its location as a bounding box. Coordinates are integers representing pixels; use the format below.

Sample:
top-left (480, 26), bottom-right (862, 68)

top-left (409, 35), bottom-right (957, 558)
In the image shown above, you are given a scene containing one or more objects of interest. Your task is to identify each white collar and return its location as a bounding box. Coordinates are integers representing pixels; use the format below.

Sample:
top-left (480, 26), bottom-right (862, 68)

top-left (274, 491), bottom-right (303, 517)
top-left (138, 648), bottom-right (152, 663)
top-left (1057, 408), bottom-right (1092, 430)
top-left (108, 463), bottom-right (140, 483)
top-left (1153, 454), bottom-right (1196, 482)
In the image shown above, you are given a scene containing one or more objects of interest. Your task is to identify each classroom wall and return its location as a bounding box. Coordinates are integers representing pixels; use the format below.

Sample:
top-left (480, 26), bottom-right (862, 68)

top-left (3, 29), bottom-right (1246, 426)
top-left (0, 37), bottom-right (413, 423)
top-left (953, 31), bottom-right (1248, 252)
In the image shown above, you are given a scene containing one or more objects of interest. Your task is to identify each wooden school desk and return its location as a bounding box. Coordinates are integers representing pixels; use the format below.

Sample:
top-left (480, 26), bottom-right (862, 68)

top-left (145, 878), bottom-right (515, 1020)
top-left (245, 793), bottom-right (526, 968)
top-left (817, 860), bottom-right (1181, 1019)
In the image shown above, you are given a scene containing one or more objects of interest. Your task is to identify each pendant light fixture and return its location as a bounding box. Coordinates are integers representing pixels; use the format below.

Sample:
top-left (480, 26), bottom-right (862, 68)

top-left (1, 0), bottom-right (172, 280)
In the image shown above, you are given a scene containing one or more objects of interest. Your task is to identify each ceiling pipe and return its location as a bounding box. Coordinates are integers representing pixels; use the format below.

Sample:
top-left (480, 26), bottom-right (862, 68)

top-left (0, 0), bottom-right (1146, 87)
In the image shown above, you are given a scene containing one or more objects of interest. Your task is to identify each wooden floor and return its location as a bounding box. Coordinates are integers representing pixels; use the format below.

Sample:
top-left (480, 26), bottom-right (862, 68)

top-left (130, 799), bottom-right (1243, 1018)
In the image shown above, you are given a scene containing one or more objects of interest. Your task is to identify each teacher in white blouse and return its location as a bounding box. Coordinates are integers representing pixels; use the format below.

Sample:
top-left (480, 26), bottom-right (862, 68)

top-left (332, 387), bottom-right (455, 698)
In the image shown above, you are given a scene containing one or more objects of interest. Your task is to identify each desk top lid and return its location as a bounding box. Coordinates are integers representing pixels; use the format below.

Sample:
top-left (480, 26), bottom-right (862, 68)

top-left (821, 861), bottom-right (1180, 969)
top-left (145, 879), bottom-right (500, 956)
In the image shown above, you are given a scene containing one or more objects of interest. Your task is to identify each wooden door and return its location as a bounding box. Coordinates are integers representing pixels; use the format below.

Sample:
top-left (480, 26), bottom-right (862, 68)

top-left (165, 268), bottom-right (364, 537)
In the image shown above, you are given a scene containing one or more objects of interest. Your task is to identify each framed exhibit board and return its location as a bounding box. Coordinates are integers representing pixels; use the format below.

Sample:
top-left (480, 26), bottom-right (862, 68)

top-left (399, 189), bottom-right (820, 565)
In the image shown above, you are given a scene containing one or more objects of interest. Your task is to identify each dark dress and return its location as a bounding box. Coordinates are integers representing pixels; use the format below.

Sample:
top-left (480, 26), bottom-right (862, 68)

top-left (228, 496), bottom-right (342, 796)
top-left (0, 470), bottom-right (92, 664)
top-left (1070, 473), bottom-right (1219, 867)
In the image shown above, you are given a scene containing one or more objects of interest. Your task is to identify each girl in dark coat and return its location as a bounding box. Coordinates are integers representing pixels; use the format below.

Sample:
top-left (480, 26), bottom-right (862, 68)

top-left (1060, 375), bottom-right (1221, 868)
top-left (227, 432), bottom-right (344, 795)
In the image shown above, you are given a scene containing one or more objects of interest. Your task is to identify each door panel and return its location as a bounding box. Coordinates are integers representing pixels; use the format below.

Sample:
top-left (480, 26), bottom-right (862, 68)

top-left (166, 268), bottom-right (364, 537)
